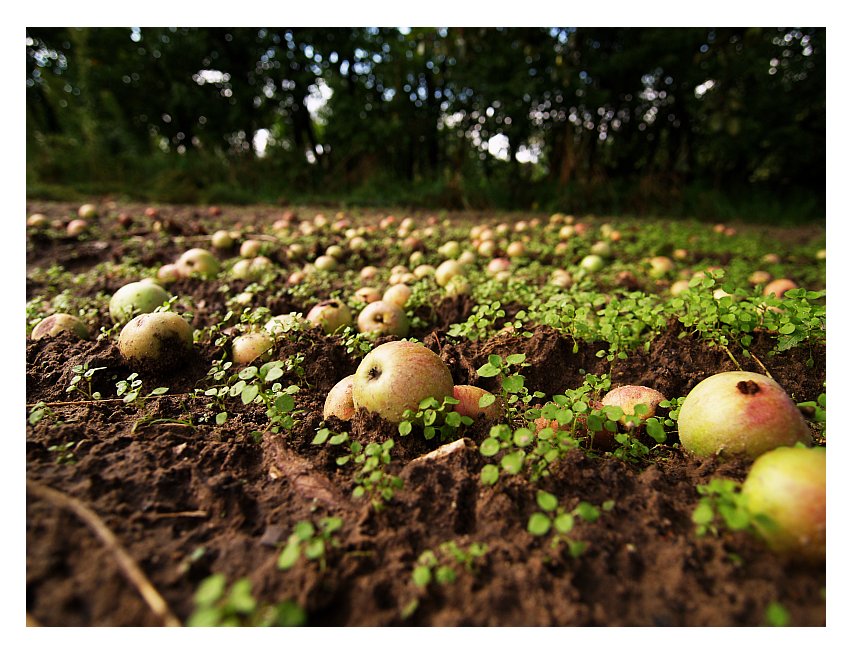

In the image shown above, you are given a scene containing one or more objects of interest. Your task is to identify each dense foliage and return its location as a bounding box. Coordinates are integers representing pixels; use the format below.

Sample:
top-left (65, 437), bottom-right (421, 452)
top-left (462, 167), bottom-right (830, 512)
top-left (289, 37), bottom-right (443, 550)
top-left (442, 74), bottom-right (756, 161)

top-left (26, 27), bottom-right (825, 220)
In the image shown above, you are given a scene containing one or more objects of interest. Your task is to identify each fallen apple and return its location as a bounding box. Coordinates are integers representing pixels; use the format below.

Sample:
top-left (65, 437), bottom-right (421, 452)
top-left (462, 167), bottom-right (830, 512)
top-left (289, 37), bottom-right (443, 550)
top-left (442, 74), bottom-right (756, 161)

top-left (231, 332), bottom-right (275, 366)
top-left (307, 299), bottom-right (353, 334)
top-left (175, 248), bottom-right (220, 279)
top-left (452, 385), bottom-right (501, 421)
top-left (118, 311), bottom-right (194, 371)
top-left (352, 340), bottom-right (454, 423)
top-left (109, 281), bottom-right (171, 324)
top-left (740, 445), bottom-right (825, 562)
top-left (31, 313), bottom-right (89, 341)
top-left (601, 385), bottom-right (667, 429)
top-left (357, 301), bottom-right (409, 338)
top-left (677, 371), bottom-right (811, 458)
top-left (324, 375), bottom-right (356, 421)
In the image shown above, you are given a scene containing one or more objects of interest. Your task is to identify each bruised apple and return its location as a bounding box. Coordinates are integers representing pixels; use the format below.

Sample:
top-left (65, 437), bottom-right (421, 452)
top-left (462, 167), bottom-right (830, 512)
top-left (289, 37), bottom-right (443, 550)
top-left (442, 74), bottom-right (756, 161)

top-left (118, 312), bottom-right (194, 371)
top-left (31, 313), bottom-right (89, 340)
top-left (677, 371), bottom-right (811, 458)
top-left (352, 341), bottom-right (454, 423)
top-left (307, 299), bottom-right (353, 334)
top-left (324, 375), bottom-right (356, 421)
top-left (452, 385), bottom-right (501, 421)
top-left (741, 446), bottom-right (825, 562)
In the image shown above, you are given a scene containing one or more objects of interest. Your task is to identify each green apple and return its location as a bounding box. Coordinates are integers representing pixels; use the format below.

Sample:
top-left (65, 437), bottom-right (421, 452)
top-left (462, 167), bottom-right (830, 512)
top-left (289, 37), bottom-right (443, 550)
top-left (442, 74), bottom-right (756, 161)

top-left (741, 446), bottom-right (825, 562)
top-left (109, 281), bottom-right (170, 324)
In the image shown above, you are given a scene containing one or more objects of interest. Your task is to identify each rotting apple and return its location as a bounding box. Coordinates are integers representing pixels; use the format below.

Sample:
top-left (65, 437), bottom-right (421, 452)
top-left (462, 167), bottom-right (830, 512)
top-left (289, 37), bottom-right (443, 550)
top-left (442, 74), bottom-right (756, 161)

top-left (31, 313), bottom-right (89, 341)
top-left (231, 332), bottom-right (275, 366)
top-left (175, 248), bottom-right (220, 279)
top-left (357, 301), bottom-right (409, 338)
top-left (452, 385), bottom-right (501, 421)
top-left (352, 340), bottom-right (454, 424)
top-left (118, 311), bottom-right (194, 371)
top-left (740, 445), bottom-right (825, 563)
top-left (324, 375), bottom-right (356, 421)
top-left (306, 299), bottom-right (353, 334)
top-left (156, 263), bottom-right (182, 285)
top-left (109, 281), bottom-right (171, 324)
top-left (677, 371), bottom-right (811, 459)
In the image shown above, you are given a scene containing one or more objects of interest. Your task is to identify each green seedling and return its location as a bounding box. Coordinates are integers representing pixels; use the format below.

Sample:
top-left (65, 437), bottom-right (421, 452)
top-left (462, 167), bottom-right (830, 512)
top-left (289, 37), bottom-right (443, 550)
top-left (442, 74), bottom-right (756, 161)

top-left (66, 363), bottom-right (106, 400)
top-left (691, 477), bottom-right (774, 538)
top-left (115, 372), bottom-right (169, 408)
top-left (398, 395), bottom-right (473, 441)
top-left (526, 490), bottom-right (614, 558)
top-left (313, 429), bottom-right (403, 508)
top-left (476, 353), bottom-right (544, 421)
top-left (277, 516), bottom-right (344, 572)
top-left (187, 574), bottom-right (306, 627)
top-left (47, 440), bottom-right (81, 465)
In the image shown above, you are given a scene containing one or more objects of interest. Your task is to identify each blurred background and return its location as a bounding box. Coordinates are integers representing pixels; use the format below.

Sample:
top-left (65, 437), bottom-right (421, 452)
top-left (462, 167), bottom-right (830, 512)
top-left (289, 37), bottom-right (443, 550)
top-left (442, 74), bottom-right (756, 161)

top-left (25, 27), bottom-right (825, 222)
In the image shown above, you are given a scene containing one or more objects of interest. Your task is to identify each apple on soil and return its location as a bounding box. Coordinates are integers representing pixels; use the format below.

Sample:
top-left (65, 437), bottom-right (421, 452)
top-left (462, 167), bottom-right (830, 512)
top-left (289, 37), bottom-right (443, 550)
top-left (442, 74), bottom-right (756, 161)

top-left (352, 341), bottom-right (454, 423)
top-left (741, 445), bottom-right (825, 562)
top-left (324, 375), bottom-right (356, 421)
top-left (452, 385), bottom-right (501, 421)
top-left (677, 371), bottom-right (811, 458)
top-left (357, 301), bottom-right (409, 338)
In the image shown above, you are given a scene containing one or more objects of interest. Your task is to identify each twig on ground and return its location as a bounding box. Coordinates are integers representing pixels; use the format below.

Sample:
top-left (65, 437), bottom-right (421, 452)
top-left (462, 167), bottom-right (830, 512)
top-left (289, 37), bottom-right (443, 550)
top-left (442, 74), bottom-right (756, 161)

top-left (26, 478), bottom-right (182, 627)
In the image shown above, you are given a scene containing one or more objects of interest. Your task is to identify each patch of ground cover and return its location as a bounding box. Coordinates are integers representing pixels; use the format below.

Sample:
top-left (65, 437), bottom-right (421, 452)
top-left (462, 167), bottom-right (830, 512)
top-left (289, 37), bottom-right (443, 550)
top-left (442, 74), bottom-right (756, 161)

top-left (25, 201), bottom-right (826, 626)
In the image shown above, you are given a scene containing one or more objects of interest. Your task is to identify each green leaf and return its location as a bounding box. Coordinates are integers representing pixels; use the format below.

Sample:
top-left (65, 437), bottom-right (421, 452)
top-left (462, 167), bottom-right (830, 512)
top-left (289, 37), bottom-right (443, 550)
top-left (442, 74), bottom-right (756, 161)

top-left (488, 354), bottom-right (503, 367)
top-left (412, 566), bottom-right (432, 587)
top-left (512, 427), bottom-right (533, 447)
top-left (502, 374), bottom-right (525, 394)
top-left (645, 418), bottom-right (667, 443)
top-left (480, 464), bottom-right (499, 485)
top-left (477, 363), bottom-right (500, 378)
top-left (478, 393), bottom-right (496, 408)
top-left (479, 438), bottom-right (501, 456)
top-left (568, 540), bottom-right (588, 558)
top-left (765, 601), bottom-right (791, 627)
top-left (574, 502), bottom-right (600, 522)
top-left (227, 578), bottom-right (256, 614)
top-left (506, 353), bottom-right (526, 366)
top-left (500, 451), bottom-right (524, 474)
top-left (527, 512), bottom-right (552, 536)
top-left (194, 573), bottom-right (226, 607)
top-left (398, 421), bottom-right (413, 436)
top-left (536, 490), bottom-right (558, 512)
top-left (150, 387), bottom-right (169, 396)
top-left (275, 394), bottom-right (295, 412)
top-left (329, 433), bottom-right (349, 445)
top-left (692, 501), bottom-right (714, 526)
top-left (240, 384), bottom-right (259, 405)
top-left (304, 539), bottom-right (325, 560)
top-left (264, 365), bottom-right (284, 382)
top-left (435, 566), bottom-right (457, 584)
top-left (277, 540), bottom-right (301, 570)
top-left (215, 411), bottom-right (228, 425)
top-left (293, 522), bottom-right (315, 540)
top-left (554, 513), bottom-right (575, 534)
top-left (312, 428), bottom-right (330, 445)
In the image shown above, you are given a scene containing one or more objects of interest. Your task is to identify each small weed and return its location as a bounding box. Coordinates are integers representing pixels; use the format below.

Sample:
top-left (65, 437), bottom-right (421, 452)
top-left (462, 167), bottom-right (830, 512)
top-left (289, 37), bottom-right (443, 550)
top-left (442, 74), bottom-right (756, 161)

top-left (526, 490), bottom-right (614, 558)
top-left (692, 478), bottom-right (774, 538)
top-left (277, 516), bottom-right (344, 572)
top-left (115, 372), bottom-right (169, 408)
top-left (398, 395), bottom-right (473, 441)
top-left (411, 540), bottom-right (488, 589)
top-left (313, 429), bottom-right (403, 508)
top-left (186, 574), bottom-right (306, 627)
top-left (28, 401), bottom-right (58, 426)
top-left (48, 440), bottom-right (80, 465)
top-left (476, 353), bottom-right (544, 421)
top-left (66, 363), bottom-right (106, 400)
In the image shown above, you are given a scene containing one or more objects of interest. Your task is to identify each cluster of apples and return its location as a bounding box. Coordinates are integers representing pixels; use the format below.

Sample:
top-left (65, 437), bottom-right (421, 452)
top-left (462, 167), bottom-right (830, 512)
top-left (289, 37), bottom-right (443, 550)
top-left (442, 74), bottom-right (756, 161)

top-left (323, 340), bottom-right (500, 426)
top-left (677, 371), bottom-right (824, 562)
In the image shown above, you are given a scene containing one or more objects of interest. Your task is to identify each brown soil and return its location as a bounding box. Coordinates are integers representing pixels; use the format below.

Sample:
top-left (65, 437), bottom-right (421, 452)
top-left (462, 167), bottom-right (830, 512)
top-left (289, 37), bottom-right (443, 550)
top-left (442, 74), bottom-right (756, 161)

top-left (25, 202), bottom-right (826, 627)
